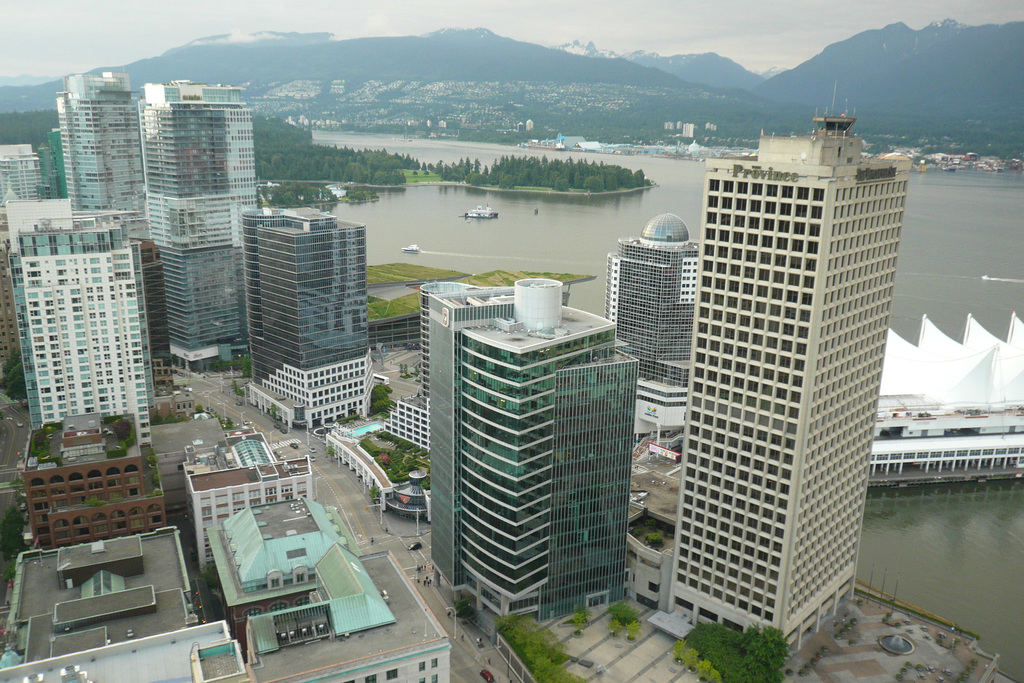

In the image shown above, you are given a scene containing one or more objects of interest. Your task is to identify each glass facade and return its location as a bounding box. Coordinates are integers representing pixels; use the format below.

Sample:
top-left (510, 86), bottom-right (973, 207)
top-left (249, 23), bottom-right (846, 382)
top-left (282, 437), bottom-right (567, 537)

top-left (140, 83), bottom-right (255, 361)
top-left (243, 210), bottom-right (368, 379)
top-left (58, 73), bottom-right (145, 213)
top-left (428, 284), bottom-right (636, 619)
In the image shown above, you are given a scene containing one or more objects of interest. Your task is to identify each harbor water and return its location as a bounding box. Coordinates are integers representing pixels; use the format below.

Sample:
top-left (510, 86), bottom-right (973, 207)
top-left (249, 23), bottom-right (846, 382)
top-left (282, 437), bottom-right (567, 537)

top-left (316, 131), bottom-right (1024, 676)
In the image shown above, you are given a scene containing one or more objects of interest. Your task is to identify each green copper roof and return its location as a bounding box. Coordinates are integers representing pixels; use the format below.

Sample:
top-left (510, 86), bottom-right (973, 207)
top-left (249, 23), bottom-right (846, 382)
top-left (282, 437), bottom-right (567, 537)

top-left (227, 500), bottom-right (339, 585)
top-left (249, 545), bottom-right (396, 654)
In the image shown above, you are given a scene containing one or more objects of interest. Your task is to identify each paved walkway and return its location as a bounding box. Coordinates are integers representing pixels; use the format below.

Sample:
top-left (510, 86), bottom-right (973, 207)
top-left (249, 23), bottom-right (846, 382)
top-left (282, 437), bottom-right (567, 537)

top-left (544, 606), bottom-right (699, 683)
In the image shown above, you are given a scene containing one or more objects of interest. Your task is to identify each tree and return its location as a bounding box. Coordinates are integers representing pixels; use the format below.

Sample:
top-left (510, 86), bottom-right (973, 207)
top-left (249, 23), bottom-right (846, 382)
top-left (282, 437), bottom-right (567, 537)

top-left (370, 484), bottom-right (380, 502)
top-left (609, 618), bottom-right (623, 637)
top-left (455, 596), bottom-right (475, 620)
top-left (626, 620), bottom-right (642, 641)
top-left (326, 444), bottom-right (336, 460)
top-left (240, 356), bottom-right (252, 378)
top-left (697, 659), bottom-right (721, 683)
top-left (112, 418), bottom-right (132, 442)
top-left (1, 506), bottom-right (28, 562)
top-left (570, 605), bottom-right (590, 634)
top-left (269, 404), bottom-right (279, 420)
top-left (608, 601), bottom-right (639, 626)
top-left (673, 639), bottom-right (688, 662)
top-left (743, 626), bottom-right (789, 683)
top-left (682, 646), bottom-right (700, 671)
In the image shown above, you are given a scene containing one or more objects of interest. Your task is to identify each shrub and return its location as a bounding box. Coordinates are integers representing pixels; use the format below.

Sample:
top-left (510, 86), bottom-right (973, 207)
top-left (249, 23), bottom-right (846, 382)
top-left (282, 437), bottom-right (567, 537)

top-left (645, 532), bottom-right (663, 547)
top-left (497, 614), bottom-right (585, 683)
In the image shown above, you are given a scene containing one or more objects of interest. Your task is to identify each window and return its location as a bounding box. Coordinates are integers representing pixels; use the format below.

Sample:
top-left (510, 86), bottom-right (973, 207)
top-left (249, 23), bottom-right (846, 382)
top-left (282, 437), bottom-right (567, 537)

top-left (419, 662), bottom-right (426, 672)
top-left (431, 658), bottom-right (438, 668)
top-left (386, 670), bottom-right (398, 681)
top-left (365, 676), bottom-right (377, 683)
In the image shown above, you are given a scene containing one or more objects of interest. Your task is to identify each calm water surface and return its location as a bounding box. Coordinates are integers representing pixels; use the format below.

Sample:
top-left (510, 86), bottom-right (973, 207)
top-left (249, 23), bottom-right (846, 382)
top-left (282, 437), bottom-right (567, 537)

top-left (316, 131), bottom-right (1024, 676)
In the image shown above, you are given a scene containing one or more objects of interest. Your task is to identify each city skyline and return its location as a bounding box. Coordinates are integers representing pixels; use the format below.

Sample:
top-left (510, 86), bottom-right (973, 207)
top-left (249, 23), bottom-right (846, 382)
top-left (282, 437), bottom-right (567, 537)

top-left (2, 1), bottom-right (1022, 78)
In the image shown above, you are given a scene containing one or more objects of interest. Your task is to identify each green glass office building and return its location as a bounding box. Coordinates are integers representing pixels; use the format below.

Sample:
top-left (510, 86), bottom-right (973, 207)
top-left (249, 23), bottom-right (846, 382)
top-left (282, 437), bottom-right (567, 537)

top-left (429, 279), bottom-right (637, 619)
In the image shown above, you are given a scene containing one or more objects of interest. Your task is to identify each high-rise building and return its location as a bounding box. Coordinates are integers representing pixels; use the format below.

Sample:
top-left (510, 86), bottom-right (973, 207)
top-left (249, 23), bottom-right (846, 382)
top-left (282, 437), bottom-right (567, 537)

top-left (242, 208), bottom-right (372, 426)
top-left (429, 278), bottom-right (637, 619)
top-left (140, 81), bottom-right (256, 365)
top-left (135, 238), bottom-right (173, 392)
top-left (0, 240), bottom-right (20, 368)
top-left (7, 199), bottom-right (153, 438)
top-left (36, 128), bottom-right (68, 200)
top-left (57, 73), bottom-right (145, 213)
top-left (672, 116), bottom-right (909, 645)
top-left (607, 214), bottom-right (698, 434)
top-left (0, 144), bottom-right (41, 204)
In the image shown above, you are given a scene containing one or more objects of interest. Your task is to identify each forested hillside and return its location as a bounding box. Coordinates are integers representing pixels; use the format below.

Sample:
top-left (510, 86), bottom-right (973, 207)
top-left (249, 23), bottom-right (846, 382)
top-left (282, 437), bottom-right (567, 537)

top-left (254, 117), bottom-right (414, 184)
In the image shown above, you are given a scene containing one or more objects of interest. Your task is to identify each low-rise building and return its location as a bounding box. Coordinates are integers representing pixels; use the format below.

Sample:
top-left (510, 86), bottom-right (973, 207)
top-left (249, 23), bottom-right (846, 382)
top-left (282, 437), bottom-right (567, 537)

top-left (186, 428), bottom-right (312, 564)
top-left (24, 412), bottom-right (165, 549)
top-left (248, 550), bottom-right (450, 683)
top-left (151, 389), bottom-right (196, 421)
top-left (5, 528), bottom-right (197, 667)
top-left (208, 497), bottom-right (351, 654)
top-left (208, 497), bottom-right (450, 682)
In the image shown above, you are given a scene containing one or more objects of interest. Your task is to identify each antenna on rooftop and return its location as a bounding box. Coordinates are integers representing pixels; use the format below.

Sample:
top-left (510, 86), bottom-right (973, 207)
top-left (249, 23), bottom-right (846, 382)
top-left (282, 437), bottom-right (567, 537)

top-left (831, 81), bottom-right (838, 114)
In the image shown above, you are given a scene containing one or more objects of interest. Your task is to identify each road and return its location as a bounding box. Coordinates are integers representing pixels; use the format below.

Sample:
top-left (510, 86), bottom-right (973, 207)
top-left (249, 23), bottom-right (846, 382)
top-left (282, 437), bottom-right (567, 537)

top-left (183, 368), bottom-right (508, 683)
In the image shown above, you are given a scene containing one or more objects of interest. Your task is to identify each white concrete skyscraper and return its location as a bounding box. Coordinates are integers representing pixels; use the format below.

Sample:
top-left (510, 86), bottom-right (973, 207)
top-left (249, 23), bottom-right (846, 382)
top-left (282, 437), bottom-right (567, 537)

top-left (140, 81), bottom-right (256, 366)
top-left (672, 117), bottom-right (909, 646)
top-left (57, 72), bottom-right (145, 213)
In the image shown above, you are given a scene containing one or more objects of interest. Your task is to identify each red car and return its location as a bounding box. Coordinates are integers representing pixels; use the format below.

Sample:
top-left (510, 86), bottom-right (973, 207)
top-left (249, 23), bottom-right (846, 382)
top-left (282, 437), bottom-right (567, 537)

top-left (479, 670), bottom-right (494, 682)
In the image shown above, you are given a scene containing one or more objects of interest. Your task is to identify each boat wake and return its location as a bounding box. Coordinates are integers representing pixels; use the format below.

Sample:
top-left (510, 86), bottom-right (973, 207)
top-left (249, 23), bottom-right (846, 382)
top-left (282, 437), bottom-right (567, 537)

top-left (981, 275), bottom-right (1024, 284)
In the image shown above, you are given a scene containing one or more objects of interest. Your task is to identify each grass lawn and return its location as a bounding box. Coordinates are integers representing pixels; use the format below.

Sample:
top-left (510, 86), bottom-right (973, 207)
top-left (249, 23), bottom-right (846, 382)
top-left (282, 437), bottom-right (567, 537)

top-left (465, 270), bottom-right (591, 287)
top-left (367, 263), bottom-right (465, 283)
top-left (402, 170), bottom-right (443, 183)
top-left (368, 293), bottom-right (423, 319)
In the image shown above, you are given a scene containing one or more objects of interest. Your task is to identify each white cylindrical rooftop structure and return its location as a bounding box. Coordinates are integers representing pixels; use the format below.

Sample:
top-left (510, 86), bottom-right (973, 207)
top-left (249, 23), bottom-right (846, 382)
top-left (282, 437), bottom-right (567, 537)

top-left (514, 278), bottom-right (562, 331)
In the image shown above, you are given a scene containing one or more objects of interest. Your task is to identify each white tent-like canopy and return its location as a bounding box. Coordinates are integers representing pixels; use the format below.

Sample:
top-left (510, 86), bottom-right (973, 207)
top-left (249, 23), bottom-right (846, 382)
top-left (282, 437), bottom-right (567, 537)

top-left (880, 313), bottom-right (1024, 408)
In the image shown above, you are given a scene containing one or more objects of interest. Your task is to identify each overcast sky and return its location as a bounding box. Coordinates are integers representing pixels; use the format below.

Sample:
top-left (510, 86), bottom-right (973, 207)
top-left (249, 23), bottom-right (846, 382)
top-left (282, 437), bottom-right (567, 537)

top-left (3, 0), bottom-right (1023, 78)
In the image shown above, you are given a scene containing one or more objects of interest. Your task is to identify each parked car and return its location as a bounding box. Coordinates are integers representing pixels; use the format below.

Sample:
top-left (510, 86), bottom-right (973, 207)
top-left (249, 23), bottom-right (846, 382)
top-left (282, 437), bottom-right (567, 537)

top-left (479, 670), bottom-right (494, 683)
top-left (407, 542), bottom-right (422, 551)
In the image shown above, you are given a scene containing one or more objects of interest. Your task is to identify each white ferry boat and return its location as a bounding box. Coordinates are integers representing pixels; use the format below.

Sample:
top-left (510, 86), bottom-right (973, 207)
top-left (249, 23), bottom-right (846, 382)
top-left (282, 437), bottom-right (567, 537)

top-left (463, 206), bottom-right (498, 219)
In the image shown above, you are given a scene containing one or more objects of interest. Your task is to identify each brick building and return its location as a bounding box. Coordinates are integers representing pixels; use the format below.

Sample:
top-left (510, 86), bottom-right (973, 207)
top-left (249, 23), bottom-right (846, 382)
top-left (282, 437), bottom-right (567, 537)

top-left (24, 413), bottom-right (165, 548)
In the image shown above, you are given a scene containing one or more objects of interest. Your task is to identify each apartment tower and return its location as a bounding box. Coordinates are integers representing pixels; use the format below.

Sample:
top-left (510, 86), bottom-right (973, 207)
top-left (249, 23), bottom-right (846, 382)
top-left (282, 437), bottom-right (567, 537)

top-left (429, 279), bottom-right (637, 619)
top-left (140, 81), bottom-right (256, 366)
top-left (0, 144), bottom-right (41, 204)
top-left (672, 117), bottom-right (909, 645)
top-left (606, 213), bottom-right (698, 434)
top-left (7, 199), bottom-right (153, 439)
top-left (57, 73), bottom-right (145, 213)
top-left (242, 208), bottom-right (372, 426)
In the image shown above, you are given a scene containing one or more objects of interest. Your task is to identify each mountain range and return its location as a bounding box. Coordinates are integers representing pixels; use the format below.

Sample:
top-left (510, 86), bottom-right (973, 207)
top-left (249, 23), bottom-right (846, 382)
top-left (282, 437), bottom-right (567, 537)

top-left (1, 20), bottom-right (1021, 148)
top-left (551, 40), bottom-right (766, 91)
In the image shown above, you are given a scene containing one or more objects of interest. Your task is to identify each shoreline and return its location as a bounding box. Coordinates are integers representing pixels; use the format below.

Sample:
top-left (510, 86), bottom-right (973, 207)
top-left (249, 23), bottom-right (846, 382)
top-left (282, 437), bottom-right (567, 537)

top-left (379, 180), bottom-right (655, 197)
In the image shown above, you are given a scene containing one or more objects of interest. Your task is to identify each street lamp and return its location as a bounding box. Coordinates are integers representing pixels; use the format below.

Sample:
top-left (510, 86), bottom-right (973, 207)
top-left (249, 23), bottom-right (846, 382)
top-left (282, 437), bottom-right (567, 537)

top-left (445, 607), bottom-right (458, 642)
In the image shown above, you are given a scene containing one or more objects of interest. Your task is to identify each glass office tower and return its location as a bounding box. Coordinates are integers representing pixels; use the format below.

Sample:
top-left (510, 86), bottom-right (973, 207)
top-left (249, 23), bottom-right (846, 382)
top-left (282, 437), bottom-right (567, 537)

top-left (428, 279), bottom-right (637, 619)
top-left (242, 208), bottom-right (372, 426)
